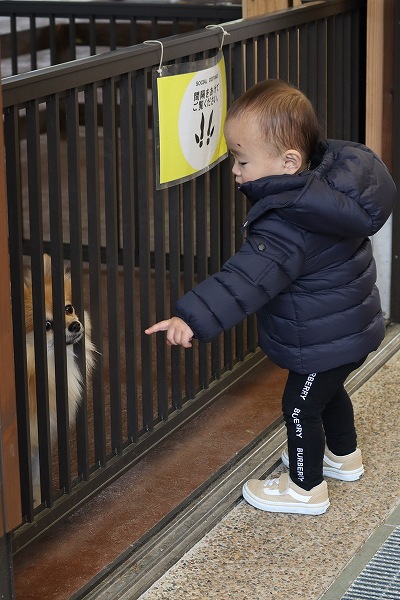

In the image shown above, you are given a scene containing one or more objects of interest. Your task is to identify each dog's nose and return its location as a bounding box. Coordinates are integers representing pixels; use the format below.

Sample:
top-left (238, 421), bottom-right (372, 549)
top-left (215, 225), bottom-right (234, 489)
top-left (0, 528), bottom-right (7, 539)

top-left (68, 321), bottom-right (81, 333)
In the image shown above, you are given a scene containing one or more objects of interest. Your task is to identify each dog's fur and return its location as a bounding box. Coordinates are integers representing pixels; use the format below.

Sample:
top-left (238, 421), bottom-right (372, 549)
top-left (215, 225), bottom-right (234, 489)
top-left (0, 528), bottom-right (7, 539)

top-left (24, 255), bottom-right (96, 505)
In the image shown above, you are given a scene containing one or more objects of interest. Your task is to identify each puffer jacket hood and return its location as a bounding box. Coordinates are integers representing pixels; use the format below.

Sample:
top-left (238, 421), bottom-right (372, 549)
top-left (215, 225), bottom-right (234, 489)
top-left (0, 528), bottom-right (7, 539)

top-left (240, 140), bottom-right (396, 238)
top-left (176, 139), bottom-right (397, 374)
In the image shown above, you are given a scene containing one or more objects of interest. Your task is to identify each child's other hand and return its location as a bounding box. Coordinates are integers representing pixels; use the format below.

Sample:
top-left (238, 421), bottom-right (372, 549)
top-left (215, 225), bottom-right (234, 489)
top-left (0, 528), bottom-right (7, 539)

top-left (145, 317), bottom-right (194, 348)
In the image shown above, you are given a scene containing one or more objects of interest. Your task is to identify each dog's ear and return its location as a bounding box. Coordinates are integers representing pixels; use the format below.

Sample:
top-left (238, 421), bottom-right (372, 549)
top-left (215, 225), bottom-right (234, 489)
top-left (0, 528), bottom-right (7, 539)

top-left (43, 254), bottom-right (52, 277)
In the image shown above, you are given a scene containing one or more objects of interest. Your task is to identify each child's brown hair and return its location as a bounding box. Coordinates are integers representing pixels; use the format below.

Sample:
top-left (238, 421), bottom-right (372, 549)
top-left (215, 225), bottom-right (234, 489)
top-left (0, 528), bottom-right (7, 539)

top-left (225, 80), bottom-right (321, 163)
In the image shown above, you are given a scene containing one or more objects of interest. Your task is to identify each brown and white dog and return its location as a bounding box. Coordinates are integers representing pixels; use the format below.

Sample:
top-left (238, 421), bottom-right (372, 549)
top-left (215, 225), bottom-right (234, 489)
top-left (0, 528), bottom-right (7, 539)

top-left (23, 255), bottom-right (96, 505)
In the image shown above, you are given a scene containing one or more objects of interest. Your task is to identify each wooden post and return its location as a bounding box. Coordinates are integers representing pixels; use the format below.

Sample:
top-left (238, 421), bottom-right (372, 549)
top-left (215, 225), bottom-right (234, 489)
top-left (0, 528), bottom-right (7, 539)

top-left (366, 0), bottom-right (396, 322)
top-left (0, 53), bottom-right (22, 537)
top-left (366, 0), bottom-right (394, 168)
top-left (243, 0), bottom-right (302, 20)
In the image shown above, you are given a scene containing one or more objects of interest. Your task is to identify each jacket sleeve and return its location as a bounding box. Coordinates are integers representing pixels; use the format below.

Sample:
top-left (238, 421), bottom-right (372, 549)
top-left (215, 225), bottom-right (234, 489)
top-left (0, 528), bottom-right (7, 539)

top-left (175, 219), bottom-right (306, 342)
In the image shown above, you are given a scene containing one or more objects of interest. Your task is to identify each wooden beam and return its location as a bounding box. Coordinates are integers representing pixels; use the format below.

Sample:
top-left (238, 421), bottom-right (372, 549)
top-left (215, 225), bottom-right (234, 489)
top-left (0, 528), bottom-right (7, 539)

top-left (243, 0), bottom-right (301, 20)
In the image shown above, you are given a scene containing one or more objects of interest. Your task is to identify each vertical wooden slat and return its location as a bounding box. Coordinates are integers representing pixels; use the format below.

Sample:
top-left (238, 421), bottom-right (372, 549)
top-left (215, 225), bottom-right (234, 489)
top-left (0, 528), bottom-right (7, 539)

top-left (89, 16), bottom-right (96, 55)
top-left (267, 33), bottom-right (278, 79)
top-left (305, 21), bottom-right (317, 107)
top-left (278, 29), bottom-right (289, 80)
top-left (182, 181), bottom-right (195, 399)
top-left (316, 19), bottom-right (326, 132)
top-left (350, 8), bottom-right (364, 143)
top-left (288, 27), bottom-right (298, 86)
top-left (168, 186), bottom-right (182, 410)
top-left (195, 175), bottom-right (209, 390)
top-left (103, 77), bottom-right (122, 454)
top-left (223, 41), bottom-right (243, 369)
top-left (29, 15), bottom-right (37, 71)
top-left (85, 82), bottom-right (106, 465)
top-left (326, 16), bottom-right (336, 139)
top-left (342, 13), bottom-right (352, 140)
top-left (334, 14), bottom-right (345, 139)
top-left (209, 166), bottom-right (222, 380)
top-left (27, 99), bottom-right (53, 506)
top-left (47, 94), bottom-right (71, 493)
top-left (234, 160), bottom-right (246, 362)
top-left (245, 37), bottom-right (256, 89)
top-left (153, 188), bottom-right (168, 420)
top-left (69, 16), bottom-right (77, 61)
top-left (49, 15), bottom-right (57, 65)
top-left (66, 88), bottom-right (90, 479)
top-left (257, 35), bottom-right (267, 81)
top-left (10, 14), bottom-right (18, 75)
top-left (110, 16), bottom-right (117, 51)
top-left (120, 72), bottom-right (139, 442)
top-left (220, 151), bottom-right (234, 371)
top-left (135, 69), bottom-right (154, 426)
top-left (298, 23), bottom-right (309, 98)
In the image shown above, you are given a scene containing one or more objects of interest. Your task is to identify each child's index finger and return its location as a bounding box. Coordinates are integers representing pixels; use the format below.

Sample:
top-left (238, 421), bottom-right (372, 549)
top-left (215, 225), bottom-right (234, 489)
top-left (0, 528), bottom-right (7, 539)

top-left (144, 319), bottom-right (171, 335)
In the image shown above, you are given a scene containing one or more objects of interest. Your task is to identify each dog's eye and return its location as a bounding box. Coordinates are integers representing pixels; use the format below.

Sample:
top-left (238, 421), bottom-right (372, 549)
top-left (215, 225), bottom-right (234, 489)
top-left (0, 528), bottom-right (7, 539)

top-left (65, 304), bottom-right (74, 315)
top-left (46, 320), bottom-right (53, 331)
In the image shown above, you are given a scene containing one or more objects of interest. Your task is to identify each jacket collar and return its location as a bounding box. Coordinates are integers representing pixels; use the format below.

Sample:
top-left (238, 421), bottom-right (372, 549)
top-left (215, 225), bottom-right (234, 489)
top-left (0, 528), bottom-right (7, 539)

top-left (239, 171), bottom-right (312, 230)
top-left (239, 171), bottom-right (310, 206)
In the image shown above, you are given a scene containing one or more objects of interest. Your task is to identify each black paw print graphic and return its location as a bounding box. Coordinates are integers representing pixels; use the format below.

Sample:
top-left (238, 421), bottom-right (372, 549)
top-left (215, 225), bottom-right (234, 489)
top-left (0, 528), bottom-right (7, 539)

top-left (195, 111), bottom-right (215, 148)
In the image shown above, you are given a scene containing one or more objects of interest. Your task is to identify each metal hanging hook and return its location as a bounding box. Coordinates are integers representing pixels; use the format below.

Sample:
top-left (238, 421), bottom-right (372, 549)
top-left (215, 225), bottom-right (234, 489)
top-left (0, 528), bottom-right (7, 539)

top-left (143, 40), bottom-right (164, 75)
top-left (205, 24), bottom-right (230, 51)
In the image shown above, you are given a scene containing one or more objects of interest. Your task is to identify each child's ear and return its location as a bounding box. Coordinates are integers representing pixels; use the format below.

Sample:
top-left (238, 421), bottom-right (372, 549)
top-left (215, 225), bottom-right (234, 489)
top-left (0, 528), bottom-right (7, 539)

top-left (283, 150), bottom-right (303, 173)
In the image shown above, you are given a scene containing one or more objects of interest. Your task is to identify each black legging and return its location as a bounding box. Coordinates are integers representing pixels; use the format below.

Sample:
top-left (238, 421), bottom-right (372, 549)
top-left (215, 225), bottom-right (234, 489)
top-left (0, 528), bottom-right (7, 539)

top-left (282, 357), bottom-right (366, 490)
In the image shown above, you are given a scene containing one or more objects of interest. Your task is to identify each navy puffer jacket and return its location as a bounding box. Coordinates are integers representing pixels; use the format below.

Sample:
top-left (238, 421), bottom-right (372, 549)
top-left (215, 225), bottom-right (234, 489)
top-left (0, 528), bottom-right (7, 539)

top-left (176, 140), bottom-right (397, 374)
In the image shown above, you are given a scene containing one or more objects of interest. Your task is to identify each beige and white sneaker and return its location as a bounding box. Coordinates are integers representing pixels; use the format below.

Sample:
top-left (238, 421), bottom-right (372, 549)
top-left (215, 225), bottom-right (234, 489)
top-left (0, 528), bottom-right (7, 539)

top-left (242, 473), bottom-right (329, 515)
top-left (281, 447), bottom-right (364, 481)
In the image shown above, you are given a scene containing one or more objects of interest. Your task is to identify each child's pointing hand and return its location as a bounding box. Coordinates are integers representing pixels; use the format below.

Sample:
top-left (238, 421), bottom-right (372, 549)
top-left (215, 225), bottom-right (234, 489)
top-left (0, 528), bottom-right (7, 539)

top-left (145, 317), bottom-right (194, 348)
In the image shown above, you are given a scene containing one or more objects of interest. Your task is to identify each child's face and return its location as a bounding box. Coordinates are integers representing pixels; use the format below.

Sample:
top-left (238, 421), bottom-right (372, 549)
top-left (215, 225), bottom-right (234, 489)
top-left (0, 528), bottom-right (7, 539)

top-left (224, 115), bottom-right (291, 184)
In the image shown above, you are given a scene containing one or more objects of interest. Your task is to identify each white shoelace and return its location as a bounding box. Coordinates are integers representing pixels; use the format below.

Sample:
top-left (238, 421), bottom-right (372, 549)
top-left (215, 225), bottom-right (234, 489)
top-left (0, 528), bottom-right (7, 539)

top-left (263, 477), bottom-right (280, 488)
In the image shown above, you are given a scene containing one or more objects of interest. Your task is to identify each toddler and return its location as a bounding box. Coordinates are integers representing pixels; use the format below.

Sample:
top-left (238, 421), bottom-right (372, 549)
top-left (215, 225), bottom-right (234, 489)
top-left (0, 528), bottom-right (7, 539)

top-left (146, 80), bottom-right (396, 515)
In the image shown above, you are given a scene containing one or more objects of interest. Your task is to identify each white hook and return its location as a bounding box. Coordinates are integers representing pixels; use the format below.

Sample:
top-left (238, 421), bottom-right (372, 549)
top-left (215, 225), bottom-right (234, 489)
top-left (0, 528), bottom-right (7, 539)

top-left (144, 40), bottom-right (164, 75)
top-left (205, 24), bottom-right (230, 51)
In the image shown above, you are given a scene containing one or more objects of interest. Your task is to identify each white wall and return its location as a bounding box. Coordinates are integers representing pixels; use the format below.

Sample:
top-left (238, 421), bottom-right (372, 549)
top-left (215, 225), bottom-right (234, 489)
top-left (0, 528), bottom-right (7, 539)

top-left (371, 215), bottom-right (393, 318)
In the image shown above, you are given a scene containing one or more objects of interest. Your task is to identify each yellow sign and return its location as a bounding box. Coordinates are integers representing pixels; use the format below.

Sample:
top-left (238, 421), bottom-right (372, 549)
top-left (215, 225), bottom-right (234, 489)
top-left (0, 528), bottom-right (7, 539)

top-left (154, 51), bottom-right (227, 189)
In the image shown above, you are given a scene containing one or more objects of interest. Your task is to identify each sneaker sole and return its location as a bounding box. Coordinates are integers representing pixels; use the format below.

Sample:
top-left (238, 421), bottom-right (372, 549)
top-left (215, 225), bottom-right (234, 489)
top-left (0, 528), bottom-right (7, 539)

top-left (242, 483), bottom-right (330, 515)
top-left (322, 465), bottom-right (364, 481)
top-left (281, 451), bottom-right (364, 482)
